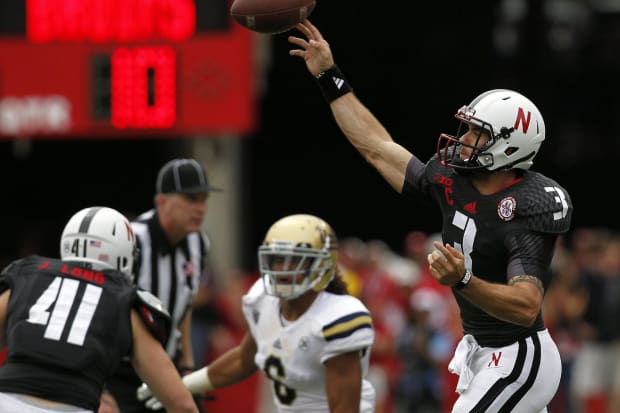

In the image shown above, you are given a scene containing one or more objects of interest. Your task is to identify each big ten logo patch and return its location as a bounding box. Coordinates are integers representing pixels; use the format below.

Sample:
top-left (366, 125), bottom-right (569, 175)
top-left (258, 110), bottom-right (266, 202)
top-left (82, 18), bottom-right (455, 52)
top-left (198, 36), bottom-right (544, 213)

top-left (433, 173), bottom-right (454, 205)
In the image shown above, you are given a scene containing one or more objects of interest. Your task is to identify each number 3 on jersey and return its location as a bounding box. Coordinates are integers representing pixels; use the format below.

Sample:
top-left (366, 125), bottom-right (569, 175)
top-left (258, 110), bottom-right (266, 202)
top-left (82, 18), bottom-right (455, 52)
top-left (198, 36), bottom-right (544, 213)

top-left (27, 276), bottom-right (102, 346)
top-left (452, 210), bottom-right (476, 270)
top-left (452, 186), bottom-right (570, 269)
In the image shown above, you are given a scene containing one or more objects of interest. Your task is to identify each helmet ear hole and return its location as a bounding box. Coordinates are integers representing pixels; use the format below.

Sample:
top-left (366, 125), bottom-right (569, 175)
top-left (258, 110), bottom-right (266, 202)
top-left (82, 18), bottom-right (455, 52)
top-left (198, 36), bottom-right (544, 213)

top-left (505, 147), bottom-right (518, 156)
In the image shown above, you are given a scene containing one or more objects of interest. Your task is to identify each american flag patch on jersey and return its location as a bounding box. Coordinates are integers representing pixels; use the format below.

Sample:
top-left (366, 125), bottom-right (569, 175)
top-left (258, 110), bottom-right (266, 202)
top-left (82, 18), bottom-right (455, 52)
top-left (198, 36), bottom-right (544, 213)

top-left (322, 311), bottom-right (372, 341)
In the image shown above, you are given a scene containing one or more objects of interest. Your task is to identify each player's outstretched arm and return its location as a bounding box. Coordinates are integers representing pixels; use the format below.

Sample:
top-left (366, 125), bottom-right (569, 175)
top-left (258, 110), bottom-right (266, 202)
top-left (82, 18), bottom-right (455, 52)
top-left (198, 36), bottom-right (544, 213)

top-left (130, 310), bottom-right (199, 413)
top-left (137, 331), bottom-right (259, 409)
top-left (288, 19), bottom-right (413, 193)
top-left (178, 331), bottom-right (258, 394)
top-left (204, 332), bottom-right (259, 388)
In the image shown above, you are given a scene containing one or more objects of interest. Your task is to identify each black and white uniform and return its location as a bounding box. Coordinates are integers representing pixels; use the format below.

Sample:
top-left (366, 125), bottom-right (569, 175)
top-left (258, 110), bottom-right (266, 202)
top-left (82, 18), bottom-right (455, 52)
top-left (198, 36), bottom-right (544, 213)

top-left (404, 155), bottom-right (572, 412)
top-left (131, 209), bottom-right (208, 357)
top-left (107, 209), bottom-right (208, 412)
top-left (0, 255), bottom-right (169, 412)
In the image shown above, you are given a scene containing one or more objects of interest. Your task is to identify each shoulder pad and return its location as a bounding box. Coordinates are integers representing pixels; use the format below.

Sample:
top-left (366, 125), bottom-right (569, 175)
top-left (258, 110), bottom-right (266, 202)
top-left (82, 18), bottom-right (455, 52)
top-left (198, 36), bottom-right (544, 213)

top-left (427, 152), bottom-right (440, 163)
top-left (134, 209), bottom-right (155, 223)
top-left (424, 154), bottom-right (445, 173)
top-left (2, 256), bottom-right (37, 274)
top-left (1, 259), bottom-right (21, 276)
top-left (316, 294), bottom-right (373, 339)
top-left (516, 172), bottom-right (573, 234)
top-left (0, 260), bottom-right (19, 294)
top-left (242, 278), bottom-right (265, 306)
top-left (136, 289), bottom-right (170, 318)
top-left (135, 289), bottom-right (171, 346)
top-left (321, 310), bottom-right (372, 342)
top-left (0, 257), bottom-right (38, 294)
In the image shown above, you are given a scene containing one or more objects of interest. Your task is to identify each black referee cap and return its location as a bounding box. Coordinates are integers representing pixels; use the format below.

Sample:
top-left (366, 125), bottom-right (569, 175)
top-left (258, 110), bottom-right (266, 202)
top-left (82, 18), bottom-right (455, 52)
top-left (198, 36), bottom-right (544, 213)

top-left (156, 159), bottom-right (223, 194)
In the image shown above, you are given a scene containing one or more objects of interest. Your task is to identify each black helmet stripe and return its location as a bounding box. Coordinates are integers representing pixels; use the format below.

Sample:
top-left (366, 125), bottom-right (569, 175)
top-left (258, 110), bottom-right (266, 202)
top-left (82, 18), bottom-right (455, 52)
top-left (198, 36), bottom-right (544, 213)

top-left (78, 207), bottom-right (103, 233)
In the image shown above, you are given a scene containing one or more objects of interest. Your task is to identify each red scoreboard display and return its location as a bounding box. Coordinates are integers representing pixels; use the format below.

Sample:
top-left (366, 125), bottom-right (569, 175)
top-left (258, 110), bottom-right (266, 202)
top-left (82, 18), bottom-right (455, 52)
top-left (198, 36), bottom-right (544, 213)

top-left (0, 0), bottom-right (256, 138)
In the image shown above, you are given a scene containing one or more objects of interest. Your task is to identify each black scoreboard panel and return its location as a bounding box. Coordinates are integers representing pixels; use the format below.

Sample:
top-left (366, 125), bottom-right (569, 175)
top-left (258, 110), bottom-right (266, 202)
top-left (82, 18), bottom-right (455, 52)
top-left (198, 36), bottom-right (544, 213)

top-left (0, 0), bottom-right (256, 138)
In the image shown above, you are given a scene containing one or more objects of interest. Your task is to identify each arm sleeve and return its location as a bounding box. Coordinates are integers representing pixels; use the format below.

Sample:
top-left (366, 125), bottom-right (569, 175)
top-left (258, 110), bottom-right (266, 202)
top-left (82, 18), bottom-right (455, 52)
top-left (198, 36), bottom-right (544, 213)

top-left (505, 230), bottom-right (557, 290)
top-left (402, 155), bottom-right (429, 195)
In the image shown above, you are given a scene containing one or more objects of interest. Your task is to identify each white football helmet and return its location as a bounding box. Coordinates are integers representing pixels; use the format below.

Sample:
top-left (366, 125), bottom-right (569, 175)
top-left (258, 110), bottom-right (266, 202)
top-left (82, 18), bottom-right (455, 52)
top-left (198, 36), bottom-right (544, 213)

top-left (258, 214), bottom-right (338, 299)
top-left (60, 207), bottom-right (136, 280)
top-left (437, 89), bottom-right (545, 171)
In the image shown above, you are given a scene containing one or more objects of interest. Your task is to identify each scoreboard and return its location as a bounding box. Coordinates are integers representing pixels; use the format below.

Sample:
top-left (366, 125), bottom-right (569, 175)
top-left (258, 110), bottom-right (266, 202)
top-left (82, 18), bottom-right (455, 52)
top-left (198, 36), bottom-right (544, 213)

top-left (0, 0), bottom-right (256, 138)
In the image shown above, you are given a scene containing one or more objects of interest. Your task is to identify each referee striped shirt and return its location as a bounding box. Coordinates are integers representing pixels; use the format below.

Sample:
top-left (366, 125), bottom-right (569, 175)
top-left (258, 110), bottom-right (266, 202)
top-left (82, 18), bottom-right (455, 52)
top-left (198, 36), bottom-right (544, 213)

top-left (132, 208), bottom-right (210, 357)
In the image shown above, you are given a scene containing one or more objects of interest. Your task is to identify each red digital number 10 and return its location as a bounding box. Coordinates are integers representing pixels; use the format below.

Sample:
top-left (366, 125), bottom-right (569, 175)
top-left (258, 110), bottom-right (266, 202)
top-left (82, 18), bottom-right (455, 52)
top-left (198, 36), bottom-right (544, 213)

top-left (111, 46), bottom-right (176, 129)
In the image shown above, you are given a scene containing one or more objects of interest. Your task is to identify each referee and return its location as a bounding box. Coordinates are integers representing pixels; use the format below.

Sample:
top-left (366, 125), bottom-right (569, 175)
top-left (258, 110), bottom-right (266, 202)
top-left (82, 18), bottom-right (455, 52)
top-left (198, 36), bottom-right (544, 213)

top-left (105, 158), bottom-right (220, 413)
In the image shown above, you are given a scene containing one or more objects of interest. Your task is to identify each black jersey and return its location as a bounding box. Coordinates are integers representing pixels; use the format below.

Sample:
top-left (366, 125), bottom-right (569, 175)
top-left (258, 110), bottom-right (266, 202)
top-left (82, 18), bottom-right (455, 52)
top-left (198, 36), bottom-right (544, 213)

top-left (0, 255), bottom-right (170, 411)
top-left (404, 155), bottom-right (573, 347)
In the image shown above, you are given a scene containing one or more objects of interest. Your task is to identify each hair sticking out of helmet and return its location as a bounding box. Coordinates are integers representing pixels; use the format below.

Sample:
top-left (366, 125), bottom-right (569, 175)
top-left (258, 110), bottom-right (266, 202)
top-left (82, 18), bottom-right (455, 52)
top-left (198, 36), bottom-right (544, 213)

top-left (258, 214), bottom-right (338, 300)
top-left (60, 207), bottom-right (137, 281)
top-left (437, 89), bottom-right (545, 172)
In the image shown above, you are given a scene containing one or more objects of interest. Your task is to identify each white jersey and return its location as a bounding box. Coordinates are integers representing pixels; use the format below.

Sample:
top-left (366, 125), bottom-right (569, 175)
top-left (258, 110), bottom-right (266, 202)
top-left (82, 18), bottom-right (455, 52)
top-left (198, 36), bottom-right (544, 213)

top-left (242, 279), bottom-right (376, 413)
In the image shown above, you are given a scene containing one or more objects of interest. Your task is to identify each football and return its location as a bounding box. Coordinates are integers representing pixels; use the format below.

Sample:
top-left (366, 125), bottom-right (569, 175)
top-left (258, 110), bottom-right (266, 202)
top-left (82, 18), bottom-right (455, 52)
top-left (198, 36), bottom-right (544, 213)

top-left (230, 0), bottom-right (316, 34)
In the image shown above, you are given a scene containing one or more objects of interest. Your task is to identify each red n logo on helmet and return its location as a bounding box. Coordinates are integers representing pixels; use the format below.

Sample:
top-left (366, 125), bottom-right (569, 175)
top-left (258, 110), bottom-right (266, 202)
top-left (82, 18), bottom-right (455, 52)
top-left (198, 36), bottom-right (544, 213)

top-left (514, 107), bottom-right (531, 134)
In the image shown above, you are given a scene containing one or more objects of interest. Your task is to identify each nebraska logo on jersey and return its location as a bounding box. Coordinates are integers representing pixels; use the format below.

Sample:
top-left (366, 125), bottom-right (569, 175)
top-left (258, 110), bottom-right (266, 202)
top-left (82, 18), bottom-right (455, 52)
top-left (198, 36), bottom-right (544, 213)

top-left (488, 351), bottom-right (502, 368)
top-left (497, 196), bottom-right (516, 221)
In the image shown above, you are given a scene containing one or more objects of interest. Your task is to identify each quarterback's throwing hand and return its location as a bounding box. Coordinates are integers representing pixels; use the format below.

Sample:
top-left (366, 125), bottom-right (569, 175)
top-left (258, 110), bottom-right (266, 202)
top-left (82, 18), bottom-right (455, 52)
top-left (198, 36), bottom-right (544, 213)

top-left (288, 19), bottom-right (334, 77)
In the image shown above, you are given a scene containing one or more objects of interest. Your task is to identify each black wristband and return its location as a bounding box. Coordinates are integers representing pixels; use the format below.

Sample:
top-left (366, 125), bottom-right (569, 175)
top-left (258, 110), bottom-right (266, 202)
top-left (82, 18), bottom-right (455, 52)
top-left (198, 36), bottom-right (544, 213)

top-left (315, 65), bottom-right (352, 103)
top-left (454, 269), bottom-right (473, 290)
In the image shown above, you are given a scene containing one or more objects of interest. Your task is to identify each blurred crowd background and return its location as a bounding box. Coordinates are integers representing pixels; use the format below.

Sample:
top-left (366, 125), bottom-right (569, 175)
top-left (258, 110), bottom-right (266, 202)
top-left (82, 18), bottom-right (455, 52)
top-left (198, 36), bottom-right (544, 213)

top-left (2, 0), bottom-right (620, 412)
